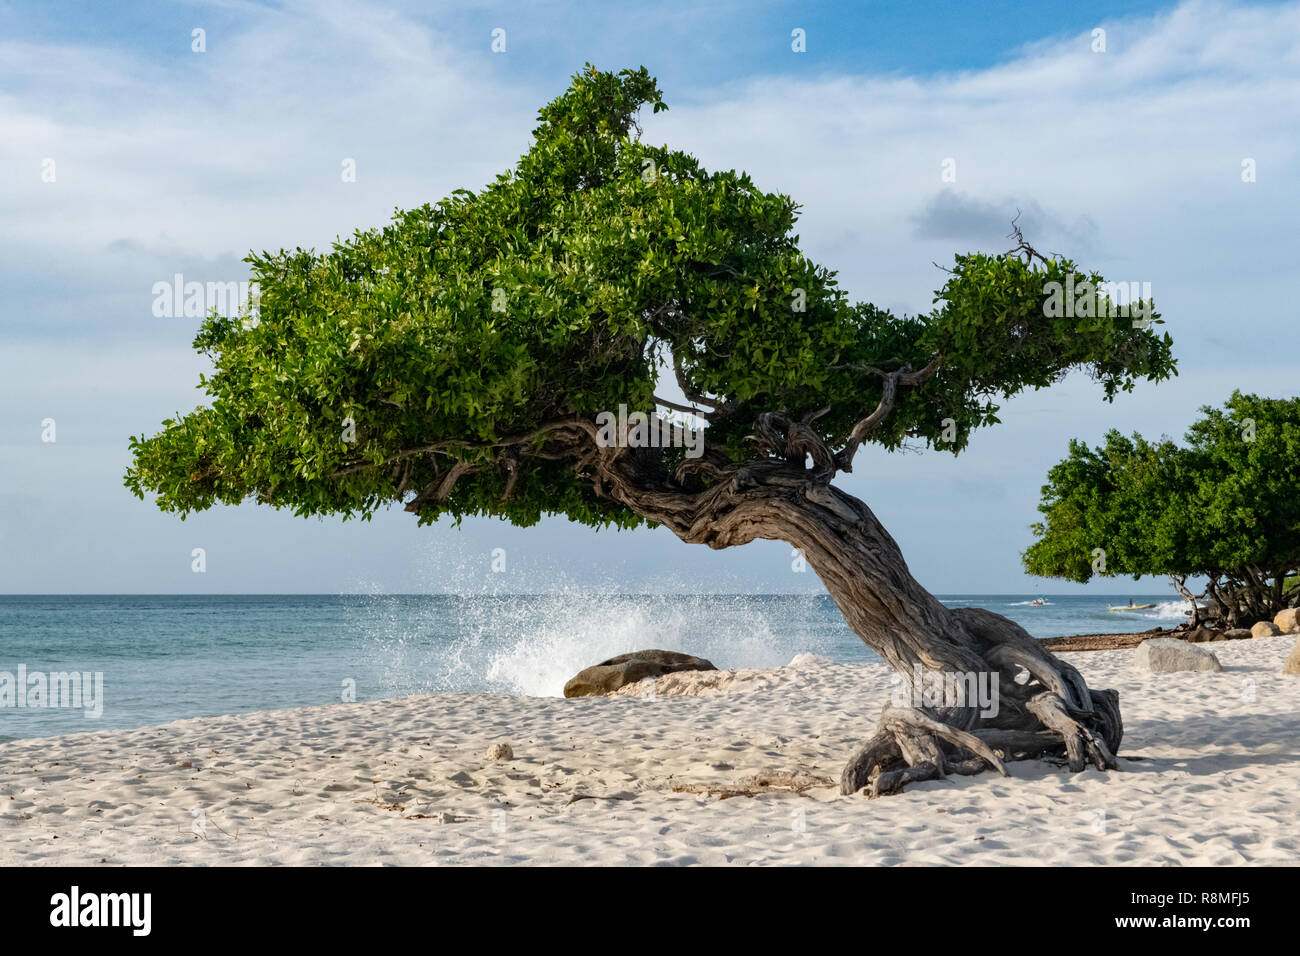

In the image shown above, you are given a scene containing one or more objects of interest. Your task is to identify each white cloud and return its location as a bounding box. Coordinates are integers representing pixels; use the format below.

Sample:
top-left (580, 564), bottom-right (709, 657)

top-left (654, 0), bottom-right (1299, 350)
top-left (1, 0), bottom-right (1297, 592)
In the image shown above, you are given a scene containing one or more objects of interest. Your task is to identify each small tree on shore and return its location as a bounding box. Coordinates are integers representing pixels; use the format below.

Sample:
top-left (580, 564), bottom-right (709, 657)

top-left (127, 66), bottom-right (1175, 796)
top-left (1024, 391), bottom-right (1300, 627)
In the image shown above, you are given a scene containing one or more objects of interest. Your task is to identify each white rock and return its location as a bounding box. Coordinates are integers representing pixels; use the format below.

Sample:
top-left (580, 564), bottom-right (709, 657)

top-left (485, 743), bottom-right (514, 761)
top-left (787, 653), bottom-right (833, 669)
top-left (1135, 637), bottom-right (1222, 673)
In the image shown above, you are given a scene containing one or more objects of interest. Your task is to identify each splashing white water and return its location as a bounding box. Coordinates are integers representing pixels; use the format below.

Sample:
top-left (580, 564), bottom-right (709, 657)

top-left (346, 546), bottom-right (854, 698)
top-left (471, 590), bottom-right (828, 696)
top-left (1144, 599), bottom-right (1198, 620)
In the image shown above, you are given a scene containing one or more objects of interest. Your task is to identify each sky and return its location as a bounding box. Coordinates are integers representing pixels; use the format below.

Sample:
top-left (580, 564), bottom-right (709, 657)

top-left (0, 0), bottom-right (1297, 595)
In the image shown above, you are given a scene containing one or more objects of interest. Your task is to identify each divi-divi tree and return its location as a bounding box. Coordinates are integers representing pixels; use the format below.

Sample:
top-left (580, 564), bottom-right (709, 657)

top-left (128, 67), bottom-right (1176, 796)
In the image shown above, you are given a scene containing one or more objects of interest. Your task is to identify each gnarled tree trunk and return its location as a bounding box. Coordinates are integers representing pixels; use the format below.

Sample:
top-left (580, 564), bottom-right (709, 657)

top-left (601, 449), bottom-right (1123, 797)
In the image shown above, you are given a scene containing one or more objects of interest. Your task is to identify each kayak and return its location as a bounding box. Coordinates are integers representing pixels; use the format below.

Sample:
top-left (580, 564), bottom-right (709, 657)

top-left (1108, 604), bottom-right (1155, 610)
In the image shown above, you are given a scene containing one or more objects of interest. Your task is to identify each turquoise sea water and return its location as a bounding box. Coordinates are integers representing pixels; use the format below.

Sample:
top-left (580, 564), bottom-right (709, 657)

top-left (0, 593), bottom-right (1185, 740)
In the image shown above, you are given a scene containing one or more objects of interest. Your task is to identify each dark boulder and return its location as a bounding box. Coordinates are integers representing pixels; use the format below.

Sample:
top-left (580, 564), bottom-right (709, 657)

top-left (563, 650), bottom-right (717, 698)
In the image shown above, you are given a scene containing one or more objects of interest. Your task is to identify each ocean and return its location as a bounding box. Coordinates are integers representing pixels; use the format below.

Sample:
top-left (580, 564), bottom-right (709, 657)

top-left (0, 592), bottom-right (1188, 740)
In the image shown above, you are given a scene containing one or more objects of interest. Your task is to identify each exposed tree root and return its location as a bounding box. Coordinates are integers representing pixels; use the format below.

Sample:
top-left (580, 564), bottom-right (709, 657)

top-left (840, 637), bottom-right (1124, 798)
top-left (840, 704), bottom-right (1008, 798)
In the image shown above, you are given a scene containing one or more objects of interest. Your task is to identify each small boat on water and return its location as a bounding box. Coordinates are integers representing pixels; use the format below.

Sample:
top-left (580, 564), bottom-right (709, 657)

top-left (1029, 597), bottom-right (1047, 606)
top-left (1108, 603), bottom-right (1155, 610)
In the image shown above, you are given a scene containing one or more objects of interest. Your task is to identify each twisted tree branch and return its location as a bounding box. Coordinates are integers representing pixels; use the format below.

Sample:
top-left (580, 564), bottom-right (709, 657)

top-left (835, 357), bottom-right (941, 471)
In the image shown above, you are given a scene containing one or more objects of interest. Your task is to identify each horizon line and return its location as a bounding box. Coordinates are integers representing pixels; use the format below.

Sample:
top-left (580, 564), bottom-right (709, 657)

top-left (0, 591), bottom-right (1180, 598)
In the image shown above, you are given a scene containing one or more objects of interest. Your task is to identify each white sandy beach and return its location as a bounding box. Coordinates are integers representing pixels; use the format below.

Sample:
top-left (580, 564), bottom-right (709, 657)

top-left (1, 635), bottom-right (1296, 866)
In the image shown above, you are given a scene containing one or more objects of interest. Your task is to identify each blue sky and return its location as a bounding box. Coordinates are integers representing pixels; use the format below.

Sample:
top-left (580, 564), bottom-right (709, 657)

top-left (1, 1), bottom-right (1201, 79)
top-left (1, 0), bottom-right (1297, 594)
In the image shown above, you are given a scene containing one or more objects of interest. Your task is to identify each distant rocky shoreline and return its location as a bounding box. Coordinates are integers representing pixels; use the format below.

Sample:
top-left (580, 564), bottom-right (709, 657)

top-left (1040, 631), bottom-right (1156, 652)
top-left (1045, 608), bottom-right (1300, 654)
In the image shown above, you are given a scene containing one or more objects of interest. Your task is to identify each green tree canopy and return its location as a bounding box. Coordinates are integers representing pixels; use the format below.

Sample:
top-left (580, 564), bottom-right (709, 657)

top-left (1024, 391), bottom-right (1300, 622)
top-left (125, 64), bottom-right (1178, 798)
top-left (126, 65), bottom-right (1174, 532)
